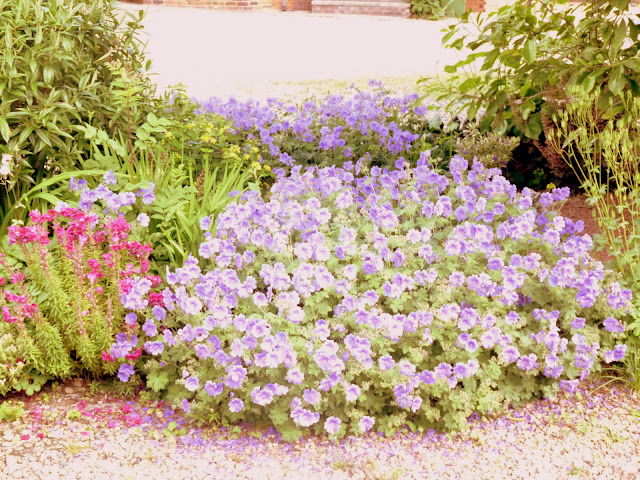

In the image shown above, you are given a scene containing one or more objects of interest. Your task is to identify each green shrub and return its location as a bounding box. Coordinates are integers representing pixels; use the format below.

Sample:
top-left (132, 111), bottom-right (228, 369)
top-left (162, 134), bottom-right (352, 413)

top-left (411, 0), bottom-right (445, 19)
top-left (111, 158), bottom-right (631, 440)
top-left (0, 188), bottom-right (156, 393)
top-left (0, 399), bottom-right (26, 422)
top-left (547, 90), bottom-right (640, 318)
top-left (0, 0), bottom-right (155, 228)
top-left (429, 0), bottom-right (640, 178)
top-left (455, 124), bottom-right (520, 170)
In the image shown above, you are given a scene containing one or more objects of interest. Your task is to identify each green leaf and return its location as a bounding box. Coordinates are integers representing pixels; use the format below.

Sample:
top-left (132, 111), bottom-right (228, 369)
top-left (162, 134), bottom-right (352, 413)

top-left (43, 65), bottom-right (55, 85)
top-left (146, 370), bottom-right (170, 392)
top-left (0, 117), bottom-right (10, 142)
top-left (522, 39), bottom-right (537, 63)
top-left (608, 65), bottom-right (626, 96)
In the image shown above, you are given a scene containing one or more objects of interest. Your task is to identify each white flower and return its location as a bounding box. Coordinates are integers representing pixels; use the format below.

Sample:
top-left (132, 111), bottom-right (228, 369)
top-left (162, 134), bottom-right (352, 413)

top-left (0, 153), bottom-right (11, 177)
top-left (137, 213), bottom-right (150, 227)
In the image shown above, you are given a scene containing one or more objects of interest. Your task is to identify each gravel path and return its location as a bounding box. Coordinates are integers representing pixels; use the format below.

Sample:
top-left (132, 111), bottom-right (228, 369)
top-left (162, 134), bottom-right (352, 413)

top-left (1, 378), bottom-right (639, 479)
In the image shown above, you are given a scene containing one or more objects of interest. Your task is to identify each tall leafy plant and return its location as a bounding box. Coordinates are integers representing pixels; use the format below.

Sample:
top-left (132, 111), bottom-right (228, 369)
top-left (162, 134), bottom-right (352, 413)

top-left (0, 0), bottom-right (155, 227)
top-left (427, 0), bottom-right (640, 177)
top-left (547, 90), bottom-right (640, 328)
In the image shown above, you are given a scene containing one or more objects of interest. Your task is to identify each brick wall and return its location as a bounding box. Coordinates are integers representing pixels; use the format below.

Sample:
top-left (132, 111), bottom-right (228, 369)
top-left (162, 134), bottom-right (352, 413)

top-left (132, 0), bottom-right (483, 12)
top-left (465, 0), bottom-right (485, 11)
top-left (271, 0), bottom-right (312, 10)
top-left (140, 0), bottom-right (273, 9)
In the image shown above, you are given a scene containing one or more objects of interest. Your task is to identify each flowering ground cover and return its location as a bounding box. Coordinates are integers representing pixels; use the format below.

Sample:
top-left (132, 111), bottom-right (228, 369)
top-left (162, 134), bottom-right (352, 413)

top-left (5, 144), bottom-right (621, 444)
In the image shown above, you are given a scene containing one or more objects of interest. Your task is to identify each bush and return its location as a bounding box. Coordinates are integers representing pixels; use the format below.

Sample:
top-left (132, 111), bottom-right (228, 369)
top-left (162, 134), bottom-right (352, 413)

top-left (455, 123), bottom-right (520, 170)
top-left (74, 89), bottom-right (264, 274)
top-left (431, 0), bottom-right (640, 179)
top-left (410, 0), bottom-right (445, 19)
top-left (0, 180), bottom-right (158, 396)
top-left (0, 0), bottom-right (155, 228)
top-left (197, 84), bottom-right (439, 174)
top-left (547, 89), bottom-right (640, 326)
top-left (108, 156), bottom-right (631, 440)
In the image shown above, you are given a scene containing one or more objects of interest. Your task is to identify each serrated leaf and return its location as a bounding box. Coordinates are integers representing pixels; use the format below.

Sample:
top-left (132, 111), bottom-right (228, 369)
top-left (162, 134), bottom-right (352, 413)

top-left (146, 370), bottom-right (170, 392)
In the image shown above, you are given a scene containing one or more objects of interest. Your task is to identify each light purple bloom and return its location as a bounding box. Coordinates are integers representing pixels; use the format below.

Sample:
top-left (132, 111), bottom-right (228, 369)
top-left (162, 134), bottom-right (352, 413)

top-left (359, 416), bottom-right (375, 433)
top-left (184, 376), bottom-right (200, 391)
top-left (345, 384), bottom-right (361, 402)
top-left (143, 341), bottom-right (164, 355)
top-left (117, 364), bottom-right (135, 382)
top-left (324, 416), bottom-right (341, 434)
top-left (204, 381), bottom-right (224, 397)
top-left (229, 398), bottom-right (244, 413)
top-left (603, 317), bottom-right (624, 334)
top-left (303, 389), bottom-right (322, 405)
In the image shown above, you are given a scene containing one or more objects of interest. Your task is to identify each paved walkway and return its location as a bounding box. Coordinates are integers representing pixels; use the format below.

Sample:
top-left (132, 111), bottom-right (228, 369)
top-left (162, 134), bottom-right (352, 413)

top-left (117, 4), bottom-right (469, 100)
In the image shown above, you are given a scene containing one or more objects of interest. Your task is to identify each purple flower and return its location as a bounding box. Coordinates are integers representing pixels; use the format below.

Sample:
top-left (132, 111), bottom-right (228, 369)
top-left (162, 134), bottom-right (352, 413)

top-left (229, 398), bottom-right (244, 413)
top-left (152, 306), bottom-right (166, 320)
top-left (605, 344), bottom-right (627, 363)
top-left (603, 317), bottom-right (624, 334)
top-left (502, 346), bottom-right (520, 363)
top-left (143, 341), bottom-right (164, 355)
top-left (199, 215), bottom-right (212, 231)
top-left (303, 389), bottom-right (322, 405)
top-left (124, 312), bottom-right (138, 326)
top-left (225, 364), bottom-right (247, 389)
top-left (142, 319), bottom-right (157, 337)
top-left (251, 386), bottom-right (275, 406)
top-left (118, 364), bottom-right (135, 382)
top-left (324, 416), bottom-right (342, 434)
top-left (345, 384), bottom-right (361, 402)
top-left (517, 353), bottom-right (538, 371)
top-left (204, 381), bottom-right (224, 397)
top-left (570, 317), bottom-right (585, 329)
top-left (103, 170), bottom-right (117, 185)
top-left (378, 355), bottom-right (395, 371)
top-left (184, 376), bottom-right (200, 392)
top-left (137, 213), bottom-right (150, 227)
top-left (291, 407), bottom-right (320, 427)
top-left (449, 271), bottom-right (465, 288)
top-left (359, 416), bottom-right (375, 433)
top-left (559, 379), bottom-right (579, 394)
top-left (286, 368), bottom-right (305, 384)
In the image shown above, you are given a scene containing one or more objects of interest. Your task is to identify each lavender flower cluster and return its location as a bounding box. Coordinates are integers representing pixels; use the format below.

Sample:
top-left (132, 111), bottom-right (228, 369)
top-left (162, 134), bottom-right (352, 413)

top-left (111, 154), bottom-right (631, 437)
top-left (196, 83), bottom-right (429, 171)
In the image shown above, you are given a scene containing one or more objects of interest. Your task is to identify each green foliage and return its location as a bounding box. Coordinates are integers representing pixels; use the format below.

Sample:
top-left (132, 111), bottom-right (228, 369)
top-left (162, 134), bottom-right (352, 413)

top-left (0, 399), bottom-right (25, 422)
top-left (430, 0), bottom-right (640, 175)
top-left (121, 159), bottom-right (629, 440)
top-left (411, 0), bottom-right (445, 19)
top-left (0, 0), bottom-right (155, 227)
top-left (74, 92), bottom-right (260, 276)
top-left (0, 191), bottom-right (155, 395)
top-left (455, 123), bottom-right (520, 170)
top-left (547, 90), bottom-right (640, 301)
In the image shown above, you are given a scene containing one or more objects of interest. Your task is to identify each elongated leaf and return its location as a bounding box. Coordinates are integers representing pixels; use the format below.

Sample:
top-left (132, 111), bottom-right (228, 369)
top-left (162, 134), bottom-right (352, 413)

top-left (0, 117), bottom-right (10, 142)
top-left (522, 40), bottom-right (537, 63)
